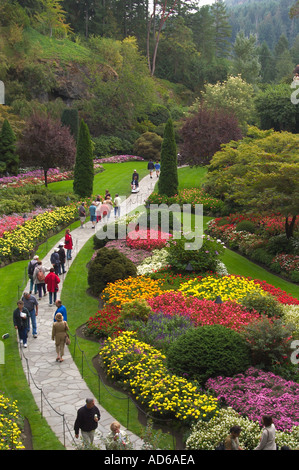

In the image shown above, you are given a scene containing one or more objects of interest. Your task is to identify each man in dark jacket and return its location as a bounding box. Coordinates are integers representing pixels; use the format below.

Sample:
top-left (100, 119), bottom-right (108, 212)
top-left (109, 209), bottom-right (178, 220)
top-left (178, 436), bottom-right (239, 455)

top-left (50, 248), bottom-right (60, 275)
top-left (13, 300), bottom-right (30, 348)
top-left (147, 159), bottom-right (154, 178)
top-left (74, 398), bottom-right (100, 446)
top-left (57, 243), bottom-right (66, 274)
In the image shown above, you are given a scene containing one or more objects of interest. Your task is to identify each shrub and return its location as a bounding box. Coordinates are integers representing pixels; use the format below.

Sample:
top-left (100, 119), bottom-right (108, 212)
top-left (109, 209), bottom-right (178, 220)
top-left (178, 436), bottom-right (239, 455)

top-left (120, 299), bottom-right (153, 324)
top-left (242, 316), bottom-right (296, 370)
top-left (235, 220), bottom-right (256, 233)
top-left (87, 247), bottom-right (137, 296)
top-left (239, 291), bottom-right (285, 318)
top-left (166, 324), bottom-right (251, 384)
top-left (133, 132), bottom-right (162, 161)
top-left (266, 234), bottom-right (295, 255)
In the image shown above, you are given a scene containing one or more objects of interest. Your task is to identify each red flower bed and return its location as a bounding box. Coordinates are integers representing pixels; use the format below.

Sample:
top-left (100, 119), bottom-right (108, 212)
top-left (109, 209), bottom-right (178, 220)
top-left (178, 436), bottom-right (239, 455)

top-left (85, 305), bottom-right (122, 338)
top-left (126, 228), bottom-right (171, 252)
top-left (253, 280), bottom-right (299, 305)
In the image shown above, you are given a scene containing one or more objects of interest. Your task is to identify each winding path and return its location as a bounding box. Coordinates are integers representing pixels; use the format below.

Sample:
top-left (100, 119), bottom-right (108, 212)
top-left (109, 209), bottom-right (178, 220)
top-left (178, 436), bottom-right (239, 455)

top-left (20, 174), bottom-right (156, 450)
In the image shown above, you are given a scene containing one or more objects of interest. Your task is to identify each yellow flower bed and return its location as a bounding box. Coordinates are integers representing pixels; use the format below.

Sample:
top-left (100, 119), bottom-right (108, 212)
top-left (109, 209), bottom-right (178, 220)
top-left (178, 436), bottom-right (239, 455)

top-left (0, 205), bottom-right (77, 260)
top-left (100, 275), bottom-right (168, 306)
top-left (99, 331), bottom-right (219, 423)
top-left (178, 275), bottom-right (266, 302)
top-left (0, 395), bottom-right (25, 450)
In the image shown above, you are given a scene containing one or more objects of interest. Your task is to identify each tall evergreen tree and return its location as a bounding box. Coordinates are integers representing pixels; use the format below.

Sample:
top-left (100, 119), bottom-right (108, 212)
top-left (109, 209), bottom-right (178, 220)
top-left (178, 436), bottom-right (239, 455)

top-left (73, 119), bottom-right (94, 197)
top-left (158, 118), bottom-right (178, 197)
top-left (0, 119), bottom-right (19, 175)
top-left (232, 31), bottom-right (261, 84)
top-left (211, 0), bottom-right (232, 58)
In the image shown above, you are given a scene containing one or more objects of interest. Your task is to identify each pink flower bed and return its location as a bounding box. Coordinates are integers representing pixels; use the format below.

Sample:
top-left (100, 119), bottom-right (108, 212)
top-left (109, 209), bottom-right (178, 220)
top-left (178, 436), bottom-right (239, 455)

top-left (0, 208), bottom-right (52, 238)
top-left (0, 169), bottom-right (73, 188)
top-left (126, 229), bottom-right (172, 252)
top-left (94, 155), bottom-right (144, 164)
top-left (147, 291), bottom-right (260, 332)
top-left (206, 367), bottom-right (299, 431)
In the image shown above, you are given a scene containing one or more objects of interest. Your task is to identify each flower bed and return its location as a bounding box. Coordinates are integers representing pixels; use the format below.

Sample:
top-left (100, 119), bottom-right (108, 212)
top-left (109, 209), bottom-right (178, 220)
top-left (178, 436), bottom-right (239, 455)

top-left (206, 367), bottom-right (299, 432)
top-left (177, 275), bottom-right (266, 302)
top-left (0, 205), bottom-right (77, 261)
top-left (101, 275), bottom-right (167, 306)
top-left (94, 155), bottom-right (144, 164)
top-left (0, 168), bottom-right (73, 188)
top-left (99, 331), bottom-right (219, 423)
top-left (85, 305), bottom-right (122, 339)
top-left (0, 394), bottom-right (25, 450)
top-left (146, 188), bottom-right (224, 214)
top-left (147, 291), bottom-right (260, 332)
top-left (0, 207), bottom-right (54, 238)
top-left (126, 229), bottom-right (171, 252)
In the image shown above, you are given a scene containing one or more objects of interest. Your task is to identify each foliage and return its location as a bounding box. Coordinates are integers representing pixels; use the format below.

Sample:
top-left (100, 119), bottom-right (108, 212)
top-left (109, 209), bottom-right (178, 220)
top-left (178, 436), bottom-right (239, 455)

top-left (99, 331), bottom-right (219, 423)
top-left (158, 118), bottom-right (178, 197)
top-left (242, 316), bottom-right (296, 371)
top-left (179, 106), bottom-right (242, 166)
top-left (239, 291), bottom-right (285, 318)
top-left (133, 132), bottom-right (162, 161)
top-left (0, 119), bottom-right (19, 175)
top-left (120, 299), bottom-right (153, 324)
top-left (166, 324), bottom-right (251, 384)
top-left (17, 113), bottom-right (76, 186)
top-left (73, 119), bottom-right (94, 197)
top-left (85, 305), bottom-right (122, 339)
top-left (165, 235), bottom-right (225, 273)
top-left (61, 108), bottom-right (79, 141)
top-left (87, 247), bottom-right (137, 297)
top-left (146, 188), bottom-right (224, 214)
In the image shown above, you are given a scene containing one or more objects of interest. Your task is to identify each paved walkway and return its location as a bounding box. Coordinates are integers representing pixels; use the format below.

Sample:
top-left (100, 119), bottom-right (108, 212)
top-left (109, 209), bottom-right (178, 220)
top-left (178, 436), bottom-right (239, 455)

top-left (20, 174), bottom-right (157, 450)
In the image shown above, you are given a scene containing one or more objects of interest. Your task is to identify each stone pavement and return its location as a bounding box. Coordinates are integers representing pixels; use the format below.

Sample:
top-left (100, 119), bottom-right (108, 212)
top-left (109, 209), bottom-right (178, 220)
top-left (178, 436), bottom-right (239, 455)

top-left (19, 174), bottom-right (157, 450)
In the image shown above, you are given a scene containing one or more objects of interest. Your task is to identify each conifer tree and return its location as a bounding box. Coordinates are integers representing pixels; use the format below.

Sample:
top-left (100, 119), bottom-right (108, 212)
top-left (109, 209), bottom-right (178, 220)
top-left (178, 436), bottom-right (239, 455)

top-left (0, 119), bottom-right (19, 175)
top-left (73, 119), bottom-right (94, 197)
top-left (158, 118), bottom-right (178, 197)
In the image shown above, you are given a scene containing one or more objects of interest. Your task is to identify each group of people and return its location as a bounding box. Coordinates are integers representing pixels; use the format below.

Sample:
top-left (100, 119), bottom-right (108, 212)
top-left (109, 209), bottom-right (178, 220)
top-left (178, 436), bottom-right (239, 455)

top-left (147, 159), bottom-right (160, 179)
top-left (78, 191), bottom-right (122, 229)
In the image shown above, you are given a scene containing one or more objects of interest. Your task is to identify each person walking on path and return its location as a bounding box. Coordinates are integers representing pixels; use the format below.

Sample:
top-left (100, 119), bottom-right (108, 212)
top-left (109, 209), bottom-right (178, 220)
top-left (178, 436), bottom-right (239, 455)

top-left (78, 202), bottom-right (86, 228)
top-left (89, 202), bottom-right (97, 229)
top-left (21, 292), bottom-right (39, 339)
top-left (58, 242), bottom-right (66, 274)
top-left (27, 255), bottom-right (39, 294)
top-left (224, 425), bottom-right (243, 450)
top-left (33, 260), bottom-right (47, 299)
top-left (53, 299), bottom-right (67, 322)
top-left (45, 268), bottom-right (60, 306)
top-left (51, 312), bottom-right (69, 362)
top-left (147, 159), bottom-right (154, 178)
top-left (95, 200), bottom-right (102, 223)
top-left (13, 300), bottom-right (30, 348)
top-left (50, 248), bottom-right (60, 275)
top-left (74, 398), bottom-right (100, 447)
top-left (64, 229), bottom-right (73, 260)
top-left (254, 415), bottom-right (277, 450)
top-left (113, 194), bottom-right (121, 218)
top-left (154, 160), bottom-right (160, 177)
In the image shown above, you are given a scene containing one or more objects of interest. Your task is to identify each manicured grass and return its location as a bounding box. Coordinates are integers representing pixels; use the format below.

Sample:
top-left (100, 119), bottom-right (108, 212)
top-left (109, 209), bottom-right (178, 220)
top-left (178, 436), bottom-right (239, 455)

top-left (178, 166), bottom-right (207, 189)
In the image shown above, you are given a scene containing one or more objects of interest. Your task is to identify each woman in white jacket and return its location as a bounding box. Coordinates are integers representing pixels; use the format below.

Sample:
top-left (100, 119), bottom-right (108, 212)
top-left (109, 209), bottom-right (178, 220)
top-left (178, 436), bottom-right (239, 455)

top-left (254, 415), bottom-right (277, 450)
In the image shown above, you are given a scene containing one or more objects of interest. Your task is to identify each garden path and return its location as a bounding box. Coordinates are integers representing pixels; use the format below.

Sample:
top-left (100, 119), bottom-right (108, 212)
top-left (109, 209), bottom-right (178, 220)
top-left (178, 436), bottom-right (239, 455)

top-left (20, 173), bottom-right (157, 450)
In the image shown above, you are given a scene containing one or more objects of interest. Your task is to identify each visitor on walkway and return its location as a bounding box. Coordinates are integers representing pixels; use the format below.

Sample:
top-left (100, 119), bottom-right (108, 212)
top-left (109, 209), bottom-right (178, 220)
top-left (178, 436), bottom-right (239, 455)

top-left (33, 260), bottom-right (47, 299)
top-left (74, 398), bottom-right (100, 447)
top-left (95, 200), bottom-right (102, 223)
top-left (13, 300), bottom-right (30, 348)
top-left (64, 229), bottom-right (73, 260)
top-left (51, 312), bottom-right (69, 363)
top-left (105, 421), bottom-right (129, 449)
top-left (154, 160), bottom-right (160, 177)
top-left (254, 415), bottom-right (277, 450)
top-left (45, 268), bottom-right (60, 306)
top-left (147, 159), bottom-right (154, 178)
top-left (132, 169), bottom-right (139, 182)
top-left (27, 255), bottom-right (39, 294)
top-left (224, 425), bottom-right (243, 450)
top-left (50, 248), bottom-right (60, 275)
top-left (53, 300), bottom-right (67, 322)
top-left (21, 292), bottom-right (39, 339)
top-left (89, 202), bottom-right (97, 229)
top-left (78, 202), bottom-right (86, 228)
top-left (131, 175), bottom-right (139, 190)
top-left (114, 194), bottom-right (121, 218)
top-left (105, 189), bottom-right (111, 199)
top-left (58, 243), bottom-right (66, 274)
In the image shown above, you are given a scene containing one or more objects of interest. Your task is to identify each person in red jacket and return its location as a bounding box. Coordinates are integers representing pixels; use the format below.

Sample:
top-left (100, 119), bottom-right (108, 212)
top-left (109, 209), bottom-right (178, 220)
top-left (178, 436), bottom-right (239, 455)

top-left (45, 268), bottom-right (60, 306)
top-left (64, 229), bottom-right (73, 260)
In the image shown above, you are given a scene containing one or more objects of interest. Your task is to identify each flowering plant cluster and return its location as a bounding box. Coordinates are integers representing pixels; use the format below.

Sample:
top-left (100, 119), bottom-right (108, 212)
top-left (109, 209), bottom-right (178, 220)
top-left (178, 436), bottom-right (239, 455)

top-left (94, 155), bottom-right (144, 164)
top-left (126, 229), bottom-right (172, 252)
top-left (85, 305), bottom-right (122, 339)
top-left (0, 205), bottom-right (77, 261)
top-left (146, 188), bottom-right (224, 214)
top-left (253, 279), bottom-right (299, 305)
top-left (137, 248), bottom-right (170, 275)
top-left (99, 331), bottom-right (219, 423)
top-left (147, 291), bottom-right (260, 332)
top-left (0, 394), bottom-right (25, 450)
top-left (177, 275), bottom-right (266, 302)
top-left (206, 368), bottom-right (299, 432)
top-left (0, 207), bottom-right (54, 238)
top-left (101, 276), bottom-right (167, 306)
top-left (0, 168), bottom-right (73, 188)
top-left (272, 253), bottom-right (299, 275)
